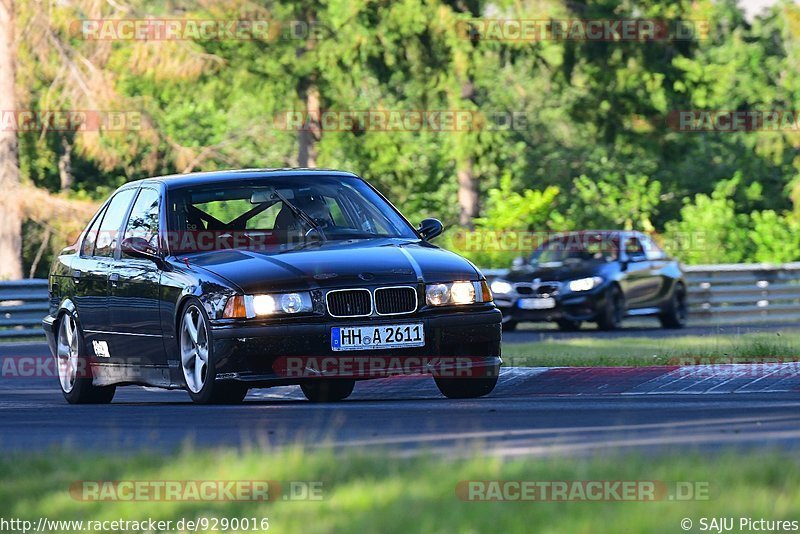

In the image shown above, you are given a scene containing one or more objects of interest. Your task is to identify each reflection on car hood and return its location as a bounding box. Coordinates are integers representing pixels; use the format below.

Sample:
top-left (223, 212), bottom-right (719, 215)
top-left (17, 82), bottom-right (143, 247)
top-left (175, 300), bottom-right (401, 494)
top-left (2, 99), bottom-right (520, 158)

top-left (505, 261), bottom-right (607, 283)
top-left (182, 238), bottom-right (480, 293)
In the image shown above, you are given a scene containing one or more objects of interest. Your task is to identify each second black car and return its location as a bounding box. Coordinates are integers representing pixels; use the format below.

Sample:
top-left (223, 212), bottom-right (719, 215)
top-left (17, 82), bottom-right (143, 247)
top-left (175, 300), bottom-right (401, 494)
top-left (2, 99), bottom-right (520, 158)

top-left (490, 231), bottom-right (687, 331)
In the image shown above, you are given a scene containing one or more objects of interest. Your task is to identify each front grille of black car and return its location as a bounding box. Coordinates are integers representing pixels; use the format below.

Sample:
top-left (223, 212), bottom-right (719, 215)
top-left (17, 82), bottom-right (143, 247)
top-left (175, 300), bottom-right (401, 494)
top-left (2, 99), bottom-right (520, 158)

top-left (515, 282), bottom-right (561, 297)
top-left (326, 289), bottom-right (372, 317)
top-left (374, 286), bottom-right (418, 315)
top-left (515, 284), bottom-right (534, 295)
top-left (536, 283), bottom-right (561, 297)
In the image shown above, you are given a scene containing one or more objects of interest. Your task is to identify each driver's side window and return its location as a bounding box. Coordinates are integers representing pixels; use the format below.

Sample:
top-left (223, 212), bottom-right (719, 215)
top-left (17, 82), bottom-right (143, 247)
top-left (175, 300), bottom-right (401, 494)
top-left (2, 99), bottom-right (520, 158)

top-left (624, 236), bottom-right (646, 260)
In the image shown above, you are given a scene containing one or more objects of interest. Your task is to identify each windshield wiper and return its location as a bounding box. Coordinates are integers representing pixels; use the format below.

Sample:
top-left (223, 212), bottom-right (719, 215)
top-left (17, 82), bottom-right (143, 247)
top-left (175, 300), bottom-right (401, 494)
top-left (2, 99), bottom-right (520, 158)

top-left (271, 189), bottom-right (327, 243)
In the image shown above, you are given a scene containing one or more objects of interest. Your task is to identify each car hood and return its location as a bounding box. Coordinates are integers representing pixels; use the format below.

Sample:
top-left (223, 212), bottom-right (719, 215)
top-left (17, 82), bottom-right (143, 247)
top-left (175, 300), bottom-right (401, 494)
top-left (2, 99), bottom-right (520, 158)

top-left (505, 261), bottom-right (609, 283)
top-left (182, 238), bottom-right (481, 293)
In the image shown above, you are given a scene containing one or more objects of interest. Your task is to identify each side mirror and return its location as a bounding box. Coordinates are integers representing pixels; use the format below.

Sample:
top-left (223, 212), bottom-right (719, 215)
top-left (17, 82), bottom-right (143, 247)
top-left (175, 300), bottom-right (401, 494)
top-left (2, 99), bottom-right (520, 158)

top-left (122, 237), bottom-right (162, 264)
top-left (512, 256), bottom-right (525, 269)
top-left (417, 218), bottom-right (444, 241)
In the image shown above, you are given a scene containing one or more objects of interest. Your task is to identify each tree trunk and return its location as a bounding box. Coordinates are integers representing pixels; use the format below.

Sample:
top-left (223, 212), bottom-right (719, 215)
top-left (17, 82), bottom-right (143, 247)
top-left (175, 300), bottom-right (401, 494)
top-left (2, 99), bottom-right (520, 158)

top-left (297, 82), bottom-right (320, 168)
top-left (455, 77), bottom-right (479, 228)
top-left (58, 137), bottom-right (73, 191)
top-left (457, 156), bottom-right (479, 227)
top-left (0, 0), bottom-right (22, 280)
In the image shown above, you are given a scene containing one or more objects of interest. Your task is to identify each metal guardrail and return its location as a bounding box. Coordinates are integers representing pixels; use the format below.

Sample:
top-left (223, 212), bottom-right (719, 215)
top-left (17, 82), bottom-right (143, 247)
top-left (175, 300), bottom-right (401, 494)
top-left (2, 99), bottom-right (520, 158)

top-left (485, 263), bottom-right (800, 326)
top-left (0, 279), bottom-right (49, 338)
top-left (3, 263), bottom-right (800, 338)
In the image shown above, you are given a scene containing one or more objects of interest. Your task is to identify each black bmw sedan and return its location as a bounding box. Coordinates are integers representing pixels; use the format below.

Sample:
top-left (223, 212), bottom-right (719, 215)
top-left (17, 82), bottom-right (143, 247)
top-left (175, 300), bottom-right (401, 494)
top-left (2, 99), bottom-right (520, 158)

top-left (42, 169), bottom-right (501, 404)
top-left (490, 231), bottom-right (687, 332)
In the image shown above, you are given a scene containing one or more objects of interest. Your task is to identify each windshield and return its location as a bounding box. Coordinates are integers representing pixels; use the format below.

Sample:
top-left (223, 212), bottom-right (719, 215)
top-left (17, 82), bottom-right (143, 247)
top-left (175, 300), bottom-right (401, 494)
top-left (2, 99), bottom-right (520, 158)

top-left (166, 175), bottom-right (417, 254)
top-left (530, 234), bottom-right (619, 266)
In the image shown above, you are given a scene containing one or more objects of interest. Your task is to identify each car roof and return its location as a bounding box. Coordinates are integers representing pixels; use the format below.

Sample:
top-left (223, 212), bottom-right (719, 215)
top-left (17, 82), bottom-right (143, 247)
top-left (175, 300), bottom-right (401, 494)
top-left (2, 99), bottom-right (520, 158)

top-left (549, 230), bottom-right (627, 239)
top-left (126, 168), bottom-right (361, 190)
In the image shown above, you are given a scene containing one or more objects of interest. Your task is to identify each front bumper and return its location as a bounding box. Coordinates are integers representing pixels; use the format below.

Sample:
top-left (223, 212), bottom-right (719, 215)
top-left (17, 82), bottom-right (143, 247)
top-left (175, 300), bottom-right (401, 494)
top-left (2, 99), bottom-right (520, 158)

top-left (494, 288), bottom-right (608, 323)
top-left (42, 315), bottom-right (58, 357)
top-left (208, 307), bottom-right (502, 385)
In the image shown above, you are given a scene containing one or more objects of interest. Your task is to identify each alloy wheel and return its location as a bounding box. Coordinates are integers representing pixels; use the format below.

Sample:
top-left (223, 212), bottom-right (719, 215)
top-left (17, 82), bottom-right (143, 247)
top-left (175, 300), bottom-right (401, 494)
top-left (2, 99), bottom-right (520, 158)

top-left (57, 314), bottom-right (79, 393)
top-left (181, 305), bottom-right (209, 393)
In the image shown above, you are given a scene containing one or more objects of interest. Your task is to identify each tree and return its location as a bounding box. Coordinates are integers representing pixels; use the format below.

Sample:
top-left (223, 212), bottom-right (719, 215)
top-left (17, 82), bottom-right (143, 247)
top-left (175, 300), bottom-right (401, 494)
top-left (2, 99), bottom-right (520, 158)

top-left (0, 0), bottom-right (21, 279)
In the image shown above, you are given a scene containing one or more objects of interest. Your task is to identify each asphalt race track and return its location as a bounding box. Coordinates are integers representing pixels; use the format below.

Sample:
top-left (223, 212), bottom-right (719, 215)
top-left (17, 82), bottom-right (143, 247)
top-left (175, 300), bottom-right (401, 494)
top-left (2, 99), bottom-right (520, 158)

top-left (2, 339), bottom-right (800, 457)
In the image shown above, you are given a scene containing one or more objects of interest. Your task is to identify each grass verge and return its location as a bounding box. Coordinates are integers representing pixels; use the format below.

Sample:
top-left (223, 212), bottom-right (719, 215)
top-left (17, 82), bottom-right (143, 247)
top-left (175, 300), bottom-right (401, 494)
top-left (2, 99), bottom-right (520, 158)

top-left (503, 331), bottom-right (800, 367)
top-left (1, 447), bottom-right (798, 533)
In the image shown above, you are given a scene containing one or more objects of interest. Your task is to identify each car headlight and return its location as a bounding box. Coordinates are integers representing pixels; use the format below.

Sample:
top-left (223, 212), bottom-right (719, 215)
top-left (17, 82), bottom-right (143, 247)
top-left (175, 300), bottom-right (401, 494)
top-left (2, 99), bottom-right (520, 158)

top-left (568, 276), bottom-right (603, 292)
top-left (223, 292), bottom-right (313, 318)
top-left (426, 281), bottom-right (492, 306)
top-left (489, 279), bottom-right (513, 295)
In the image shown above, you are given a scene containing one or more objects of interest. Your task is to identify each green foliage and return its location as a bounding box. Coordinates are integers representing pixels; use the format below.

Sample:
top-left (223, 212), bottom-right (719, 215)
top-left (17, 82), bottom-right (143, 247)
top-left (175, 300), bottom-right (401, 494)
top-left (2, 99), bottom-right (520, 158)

top-left (749, 210), bottom-right (800, 263)
top-left (12, 0), bottom-right (800, 272)
top-left (444, 173), bottom-right (559, 267)
top-left (664, 177), bottom-right (754, 264)
top-left (475, 174), bottom-right (559, 231)
top-left (553, 171), bottom-right (662, 232)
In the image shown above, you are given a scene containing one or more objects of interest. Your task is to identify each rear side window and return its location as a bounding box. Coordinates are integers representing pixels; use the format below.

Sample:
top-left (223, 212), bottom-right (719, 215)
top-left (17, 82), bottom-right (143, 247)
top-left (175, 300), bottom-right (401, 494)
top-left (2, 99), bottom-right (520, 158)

top-left (94, 189), bottom-right (137, 258)
top-left (641, 235), bottom-right (667, 260)
top-left (123, 188), bottom-right (161, 256)
top-left (80, 206), bottom-right (108, 257)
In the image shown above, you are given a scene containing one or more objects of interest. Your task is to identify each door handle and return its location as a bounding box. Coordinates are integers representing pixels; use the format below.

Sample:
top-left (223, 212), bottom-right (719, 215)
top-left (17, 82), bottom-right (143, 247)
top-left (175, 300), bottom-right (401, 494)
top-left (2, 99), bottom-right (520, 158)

top-left (109, 273), bottom-right (119, 287)
top-left (72, 270), bottom-right (82, 283)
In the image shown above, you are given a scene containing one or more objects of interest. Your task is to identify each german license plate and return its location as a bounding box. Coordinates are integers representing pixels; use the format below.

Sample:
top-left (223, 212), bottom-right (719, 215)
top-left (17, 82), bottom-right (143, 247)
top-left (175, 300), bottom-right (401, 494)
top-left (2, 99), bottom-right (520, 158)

top-left (331, 323), bottom-right (425, 351)
top-left (518, 297), bottom-right (556, 310)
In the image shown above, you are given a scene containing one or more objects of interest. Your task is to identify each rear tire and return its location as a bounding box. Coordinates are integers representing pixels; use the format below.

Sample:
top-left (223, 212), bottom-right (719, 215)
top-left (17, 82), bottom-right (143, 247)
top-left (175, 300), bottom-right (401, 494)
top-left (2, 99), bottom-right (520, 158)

top-left (659, 284), bottom-right (688, 329)
top-left (301, 380), bottom-right (355, 402)
top-left (57, 312), bottom-right (116, 404)
top-left (180, 300), bottom-right (248, 404)
top-left (435, 375), bottom-right (498, 399)
top-left (596, 286), bottom-right (624, 331)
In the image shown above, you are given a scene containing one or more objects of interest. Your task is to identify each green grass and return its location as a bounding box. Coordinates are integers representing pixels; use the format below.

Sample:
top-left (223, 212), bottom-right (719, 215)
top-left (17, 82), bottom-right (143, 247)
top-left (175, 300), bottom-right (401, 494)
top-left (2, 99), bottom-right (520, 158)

top-left (503, 331), bottom-right (800, 367)
top-left (0, 336), bottom-right (45, 343)
top-left (1, 447), bottom-right (798, 533)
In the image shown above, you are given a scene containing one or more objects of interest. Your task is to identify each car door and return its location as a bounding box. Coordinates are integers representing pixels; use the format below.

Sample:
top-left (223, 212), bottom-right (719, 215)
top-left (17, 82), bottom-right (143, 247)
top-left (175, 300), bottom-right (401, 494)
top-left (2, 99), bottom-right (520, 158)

top-left (108, 186), bottom-right (166, 370)
top-left (619, 234), bottom-right (654, 308)
top-left (639, 234), bottom-right (669, 306)
top-left (72, 188), bottom-right (137, 356)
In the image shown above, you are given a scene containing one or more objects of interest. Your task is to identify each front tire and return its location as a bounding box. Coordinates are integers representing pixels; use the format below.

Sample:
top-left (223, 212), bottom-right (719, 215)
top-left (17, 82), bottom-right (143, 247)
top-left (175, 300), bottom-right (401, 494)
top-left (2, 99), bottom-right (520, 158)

top-left (180, 300), bottom-right (248, 404)
top-left (57, 312), bottom-right (115, 404)
top-left (301, 380), bottom-right (355, 402)
top-left (596, 285), bottom-right (624, 331)
top-left (659, 284), bottom-right (688, 329)
top-left (435, 375), bottom-right (498, 399)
